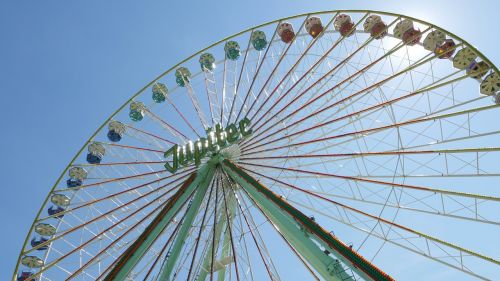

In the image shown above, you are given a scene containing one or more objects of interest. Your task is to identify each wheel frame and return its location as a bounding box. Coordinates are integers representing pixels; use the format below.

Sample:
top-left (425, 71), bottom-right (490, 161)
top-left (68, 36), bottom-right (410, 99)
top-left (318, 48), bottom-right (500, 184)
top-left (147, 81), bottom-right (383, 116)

top-left (13, 9), bottom-right (499, 280)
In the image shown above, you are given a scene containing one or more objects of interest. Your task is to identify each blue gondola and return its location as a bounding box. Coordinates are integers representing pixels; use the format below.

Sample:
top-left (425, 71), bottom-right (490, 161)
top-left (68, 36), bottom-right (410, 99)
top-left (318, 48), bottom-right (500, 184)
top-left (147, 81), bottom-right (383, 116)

top-left (30, 237), bottom-right (49, 251)
top-left (86, 153), bottom-right (102, 164)
top-left (48, 206), bottom-right (65, 219)
top-left (17, 271), bottom-right (35, 281)
top-left (107, 121), bottom-right (125, 142)
top-left (66, 178), bottom-right (82, 188)
top-left (107, 130), bottom-right (122, 142)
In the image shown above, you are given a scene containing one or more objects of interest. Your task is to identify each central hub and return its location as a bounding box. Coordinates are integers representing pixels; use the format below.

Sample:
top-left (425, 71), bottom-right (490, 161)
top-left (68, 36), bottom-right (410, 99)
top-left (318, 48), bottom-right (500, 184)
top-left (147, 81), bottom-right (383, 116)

top-left (163, 118), bottom-right (252, 173)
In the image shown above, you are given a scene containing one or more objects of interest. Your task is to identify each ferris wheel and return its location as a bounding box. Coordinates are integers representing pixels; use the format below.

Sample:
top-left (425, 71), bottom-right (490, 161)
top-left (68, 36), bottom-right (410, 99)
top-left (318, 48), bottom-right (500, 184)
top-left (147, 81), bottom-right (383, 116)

top-left (13, 10), bottom-right (500, 281)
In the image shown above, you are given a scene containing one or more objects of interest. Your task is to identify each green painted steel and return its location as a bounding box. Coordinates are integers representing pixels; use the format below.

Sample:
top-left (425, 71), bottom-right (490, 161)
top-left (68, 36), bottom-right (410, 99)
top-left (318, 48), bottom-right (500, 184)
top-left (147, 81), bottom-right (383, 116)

top-left (216, 220), bottom-right (233, 281)
top-left (216, 193), bottom-right (236, 281)
top-left (104, 163), bottom-right (216, 281)
top-left (222, 159), bottom-right (393, 281)
top-left (157, 167), bottom-right (214, 280)
top-left (197, 193), bottom-right (236, 281)
top-left (197, 203), bottom-right (226, 281)
top-left (222, 163), bottom-right (351, 280)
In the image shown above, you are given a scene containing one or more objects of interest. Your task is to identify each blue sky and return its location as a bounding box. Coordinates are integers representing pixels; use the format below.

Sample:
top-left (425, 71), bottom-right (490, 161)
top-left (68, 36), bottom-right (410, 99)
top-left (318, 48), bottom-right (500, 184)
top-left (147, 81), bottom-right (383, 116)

top-left (1, 0), bottom-right (498, 279)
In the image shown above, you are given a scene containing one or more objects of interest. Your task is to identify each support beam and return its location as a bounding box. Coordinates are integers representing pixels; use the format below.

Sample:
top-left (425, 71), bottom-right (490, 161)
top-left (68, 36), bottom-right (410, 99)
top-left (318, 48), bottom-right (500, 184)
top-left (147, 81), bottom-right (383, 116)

top-left (197, 184), bottom-right (236, 281)
top-left (104, 163), bottom-right (216, 281)
top-left (217, 192), bottom-right (236, 281)
top-left (197, 195), bottom-right (226, 281)
top-left (157, 167), bottom-right (215, 280)
top-left (222, 159), bottom-right (393, 281)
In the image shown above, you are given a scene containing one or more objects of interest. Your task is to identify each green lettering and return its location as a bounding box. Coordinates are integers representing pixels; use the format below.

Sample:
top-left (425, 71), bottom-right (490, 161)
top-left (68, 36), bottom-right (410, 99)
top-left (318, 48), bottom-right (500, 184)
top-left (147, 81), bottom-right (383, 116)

top-left (164, 145), bottom-right (178, 173)
top-left (206, 129), bottom-right (218, 152)
top-left (193, 138), bottom-right (208, 166)
top-left (239, 118), bottom-right (252, 137)
top-left (178, 145), bottom-right (191, 167)
top-left (214, 123), bottom-right (227, 147)
top-left (225, 123), bottom-right (239, 143)
top-left (164, 119), bottom-right (253, 173)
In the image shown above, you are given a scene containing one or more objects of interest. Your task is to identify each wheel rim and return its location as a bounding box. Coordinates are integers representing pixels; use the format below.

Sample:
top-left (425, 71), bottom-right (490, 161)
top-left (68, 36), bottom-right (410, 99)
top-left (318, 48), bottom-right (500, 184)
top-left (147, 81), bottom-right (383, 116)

top-left (14, 10), bottom-right (500, 281)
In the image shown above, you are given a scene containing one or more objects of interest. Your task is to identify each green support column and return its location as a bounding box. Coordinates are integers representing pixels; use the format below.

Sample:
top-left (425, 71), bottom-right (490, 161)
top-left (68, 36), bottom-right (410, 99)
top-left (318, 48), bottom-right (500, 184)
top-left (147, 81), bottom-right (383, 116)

top-left (158, 165), bottom-right (215, 280)
top-left (197, 202), bottom-right (226, 281)
top-left (222, 160), bottom-right (393, 281)
top-left (216, 193), bottom-right (236, 281)
top-left (105, 163), bottom-right (216, 281)
top-left (197, 192), bottom-right (236, 281)
top-left (216, 229), bottom-right (232, 281)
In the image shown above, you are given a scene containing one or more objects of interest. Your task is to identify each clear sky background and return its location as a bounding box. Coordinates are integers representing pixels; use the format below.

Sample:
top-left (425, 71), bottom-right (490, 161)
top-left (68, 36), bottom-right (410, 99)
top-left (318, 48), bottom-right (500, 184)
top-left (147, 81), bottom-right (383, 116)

top-left (1, 0), bottom-right (498, 279)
